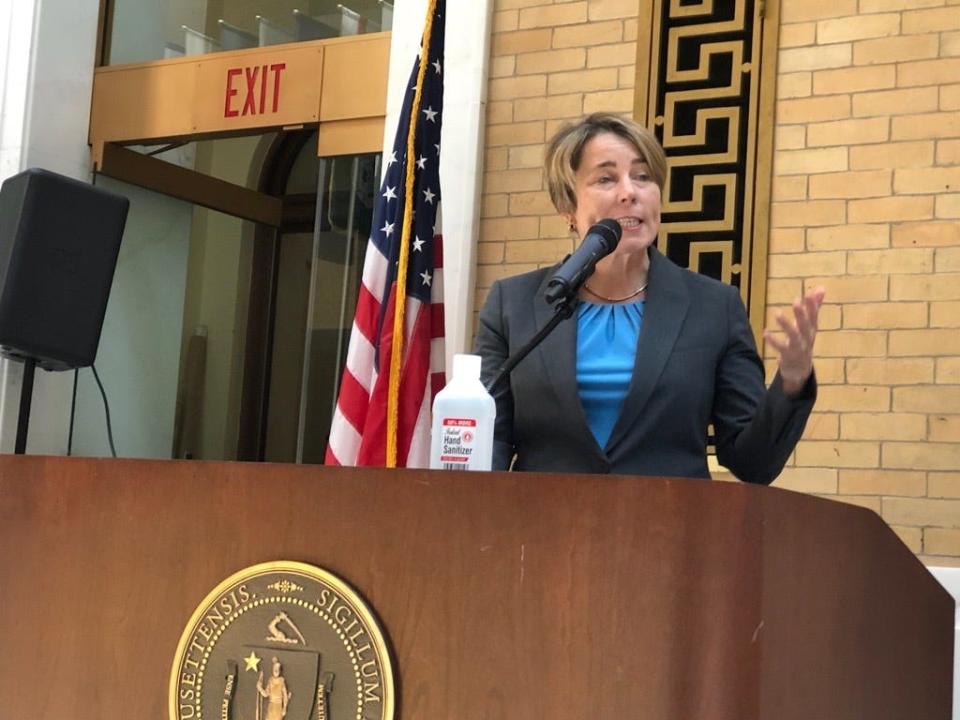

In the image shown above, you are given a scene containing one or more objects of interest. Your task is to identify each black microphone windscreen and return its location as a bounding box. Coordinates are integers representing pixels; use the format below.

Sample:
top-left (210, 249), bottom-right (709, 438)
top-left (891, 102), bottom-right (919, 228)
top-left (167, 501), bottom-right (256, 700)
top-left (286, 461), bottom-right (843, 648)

top-left (543, 218), bottom-right (624, 305)
top-left (590, 218), bottom-right (622, 252)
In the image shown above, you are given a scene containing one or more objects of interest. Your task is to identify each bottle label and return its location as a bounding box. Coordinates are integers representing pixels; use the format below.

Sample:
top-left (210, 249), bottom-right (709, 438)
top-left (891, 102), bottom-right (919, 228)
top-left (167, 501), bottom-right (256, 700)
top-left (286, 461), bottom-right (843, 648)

top-left (439, 418), bottom-right (477, 470)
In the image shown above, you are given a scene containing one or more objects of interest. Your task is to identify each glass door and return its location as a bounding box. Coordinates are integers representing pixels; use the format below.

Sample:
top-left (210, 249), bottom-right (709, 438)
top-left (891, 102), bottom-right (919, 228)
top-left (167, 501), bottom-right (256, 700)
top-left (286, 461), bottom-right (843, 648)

top-left (262, 151), bottom-right (380, 463)
top-left (75, 124), bottom-right (380, 463)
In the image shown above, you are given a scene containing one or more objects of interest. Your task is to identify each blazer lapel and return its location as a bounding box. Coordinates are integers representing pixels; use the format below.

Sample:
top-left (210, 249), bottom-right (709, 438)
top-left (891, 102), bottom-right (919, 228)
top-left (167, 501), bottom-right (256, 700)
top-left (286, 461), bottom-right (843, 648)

top-left (532, 271), bottom-right (602, 454)
top-left (606, 247), bottom-right (690, 450)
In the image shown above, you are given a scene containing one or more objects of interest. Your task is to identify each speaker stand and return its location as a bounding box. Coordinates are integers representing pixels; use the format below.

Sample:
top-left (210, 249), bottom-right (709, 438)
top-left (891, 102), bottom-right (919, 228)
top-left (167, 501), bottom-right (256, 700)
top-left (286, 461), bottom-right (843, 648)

top-left (15, 358), bottom-right (36, 454)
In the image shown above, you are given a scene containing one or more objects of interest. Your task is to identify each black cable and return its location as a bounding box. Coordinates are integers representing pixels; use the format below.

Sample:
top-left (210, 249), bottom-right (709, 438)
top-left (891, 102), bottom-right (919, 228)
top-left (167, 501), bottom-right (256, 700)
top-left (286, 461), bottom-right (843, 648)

top-left (91, 365), bottom-right (117, 458)
top-left (67, 368), bottom-right (78, 456)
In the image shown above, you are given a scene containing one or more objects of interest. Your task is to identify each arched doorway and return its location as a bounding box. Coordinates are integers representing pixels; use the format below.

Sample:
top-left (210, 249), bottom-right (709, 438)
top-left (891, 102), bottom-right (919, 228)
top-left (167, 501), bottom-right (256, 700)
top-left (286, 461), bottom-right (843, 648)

top-left (238, 131), bottom-right (380, 462)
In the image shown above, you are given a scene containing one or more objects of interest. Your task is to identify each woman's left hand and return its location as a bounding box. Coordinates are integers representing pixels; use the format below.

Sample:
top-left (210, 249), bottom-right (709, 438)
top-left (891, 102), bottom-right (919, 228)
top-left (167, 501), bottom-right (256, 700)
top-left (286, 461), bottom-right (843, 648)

top-left (764, 286), bottom-right (826, 397)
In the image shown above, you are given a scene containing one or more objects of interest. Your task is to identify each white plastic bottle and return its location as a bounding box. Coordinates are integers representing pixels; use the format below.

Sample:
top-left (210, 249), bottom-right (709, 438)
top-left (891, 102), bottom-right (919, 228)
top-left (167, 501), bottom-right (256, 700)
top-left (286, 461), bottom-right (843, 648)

top-left (430, 354), bottom-right (496, 471)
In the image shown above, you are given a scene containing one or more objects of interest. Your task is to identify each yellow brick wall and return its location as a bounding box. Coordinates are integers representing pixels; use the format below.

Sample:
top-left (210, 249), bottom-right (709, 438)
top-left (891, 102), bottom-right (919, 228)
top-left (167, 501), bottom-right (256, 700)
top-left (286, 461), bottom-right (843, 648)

top-left (769, 0), bottom-right (960, 566)
top-left (478, 0), bottom-right (960, 566)
top-left (480, 0), bottom-right (639, 305)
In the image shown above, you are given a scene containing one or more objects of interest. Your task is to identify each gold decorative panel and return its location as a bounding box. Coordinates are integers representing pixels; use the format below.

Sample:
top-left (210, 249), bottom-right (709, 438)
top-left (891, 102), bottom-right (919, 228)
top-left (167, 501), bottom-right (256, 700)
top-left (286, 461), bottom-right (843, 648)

top-left (635, 0), bottom-right (779, 337)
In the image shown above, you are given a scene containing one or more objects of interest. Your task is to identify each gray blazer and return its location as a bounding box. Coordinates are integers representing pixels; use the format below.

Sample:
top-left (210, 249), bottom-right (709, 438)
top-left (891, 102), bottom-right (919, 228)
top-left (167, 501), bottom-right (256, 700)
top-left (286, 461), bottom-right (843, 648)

top-left (474, 247), bottom-right (815, 484)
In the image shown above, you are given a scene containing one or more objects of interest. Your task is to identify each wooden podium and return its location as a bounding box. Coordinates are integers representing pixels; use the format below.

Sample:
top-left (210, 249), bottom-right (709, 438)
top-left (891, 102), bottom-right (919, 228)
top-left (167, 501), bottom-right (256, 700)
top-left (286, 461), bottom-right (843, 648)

top-left (0, 455), bottom-right (952, 718)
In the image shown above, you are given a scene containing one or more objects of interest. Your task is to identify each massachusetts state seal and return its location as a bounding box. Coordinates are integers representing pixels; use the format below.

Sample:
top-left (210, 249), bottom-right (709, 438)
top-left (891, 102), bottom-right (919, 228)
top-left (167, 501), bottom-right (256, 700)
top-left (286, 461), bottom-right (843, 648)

top-left (169, 561), bottom-right (394, 720)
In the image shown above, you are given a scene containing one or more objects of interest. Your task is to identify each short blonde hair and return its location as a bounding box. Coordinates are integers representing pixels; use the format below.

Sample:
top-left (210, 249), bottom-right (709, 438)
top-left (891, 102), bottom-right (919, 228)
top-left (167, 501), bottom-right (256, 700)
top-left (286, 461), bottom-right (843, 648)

top-left (544, 112), bottom-right (667, 215)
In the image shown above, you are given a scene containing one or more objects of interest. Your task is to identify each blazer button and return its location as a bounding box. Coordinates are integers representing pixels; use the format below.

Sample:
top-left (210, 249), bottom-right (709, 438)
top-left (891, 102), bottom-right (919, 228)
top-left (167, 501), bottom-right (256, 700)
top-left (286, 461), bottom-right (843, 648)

top-left (600, 459), bottom-right (611, 473)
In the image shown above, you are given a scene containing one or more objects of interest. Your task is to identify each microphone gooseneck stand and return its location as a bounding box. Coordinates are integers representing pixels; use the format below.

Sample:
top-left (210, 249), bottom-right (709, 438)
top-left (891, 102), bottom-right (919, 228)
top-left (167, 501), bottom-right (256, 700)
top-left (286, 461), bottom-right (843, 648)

top-left (484, 294), bottom-right (578, 396)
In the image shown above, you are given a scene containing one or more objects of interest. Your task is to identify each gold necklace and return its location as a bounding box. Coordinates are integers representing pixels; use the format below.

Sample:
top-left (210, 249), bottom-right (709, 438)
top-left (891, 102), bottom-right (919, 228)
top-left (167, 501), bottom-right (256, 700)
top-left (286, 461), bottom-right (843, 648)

top-left (582, 281), bottom-right (649, 303)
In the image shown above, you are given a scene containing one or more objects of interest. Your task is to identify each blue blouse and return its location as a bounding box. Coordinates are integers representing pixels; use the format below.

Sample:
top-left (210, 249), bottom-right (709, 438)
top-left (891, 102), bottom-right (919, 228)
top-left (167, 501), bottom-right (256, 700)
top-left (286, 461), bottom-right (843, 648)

top-left (576, 301), bottom-right (644, 449)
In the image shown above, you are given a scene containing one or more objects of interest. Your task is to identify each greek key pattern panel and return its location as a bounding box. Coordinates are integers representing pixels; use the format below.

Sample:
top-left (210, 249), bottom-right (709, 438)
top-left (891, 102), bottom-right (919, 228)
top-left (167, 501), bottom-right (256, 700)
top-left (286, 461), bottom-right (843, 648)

top-left (643, 0), bottom-right (764, 304)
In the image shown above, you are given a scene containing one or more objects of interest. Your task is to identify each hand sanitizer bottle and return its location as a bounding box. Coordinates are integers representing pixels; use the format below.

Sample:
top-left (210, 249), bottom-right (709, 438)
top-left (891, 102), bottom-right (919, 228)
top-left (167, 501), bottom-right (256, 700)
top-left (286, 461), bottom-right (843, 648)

top-left (430, 353), bottom-right (496, 471)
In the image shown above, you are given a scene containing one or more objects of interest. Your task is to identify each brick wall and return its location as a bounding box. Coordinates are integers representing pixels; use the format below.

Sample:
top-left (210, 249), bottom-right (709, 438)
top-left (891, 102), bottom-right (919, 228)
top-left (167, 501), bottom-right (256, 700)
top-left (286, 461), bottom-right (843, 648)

top-left (479, 0), bottom-right (639, 310)
top-left (478, 0), bottom-right (960, 565)
top-left (769, 0), bottom-right (960, 566)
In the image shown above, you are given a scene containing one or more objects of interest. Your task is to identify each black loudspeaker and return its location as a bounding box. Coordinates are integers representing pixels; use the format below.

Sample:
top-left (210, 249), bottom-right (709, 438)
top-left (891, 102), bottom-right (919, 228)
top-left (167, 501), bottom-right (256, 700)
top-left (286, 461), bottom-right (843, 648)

top-left (0, 168), bottom-right (129, 371)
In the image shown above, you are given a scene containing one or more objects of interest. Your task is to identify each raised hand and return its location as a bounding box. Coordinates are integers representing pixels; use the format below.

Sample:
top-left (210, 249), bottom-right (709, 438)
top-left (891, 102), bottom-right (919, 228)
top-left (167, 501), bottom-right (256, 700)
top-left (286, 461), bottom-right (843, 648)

top-left (764, 286), bottom-right (826, 397)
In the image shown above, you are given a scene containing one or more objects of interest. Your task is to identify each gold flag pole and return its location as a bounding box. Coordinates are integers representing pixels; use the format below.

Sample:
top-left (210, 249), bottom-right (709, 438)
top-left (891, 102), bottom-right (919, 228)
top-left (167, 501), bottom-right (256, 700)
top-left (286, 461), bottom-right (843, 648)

top-left (385, 0), bottom-right (439, 467)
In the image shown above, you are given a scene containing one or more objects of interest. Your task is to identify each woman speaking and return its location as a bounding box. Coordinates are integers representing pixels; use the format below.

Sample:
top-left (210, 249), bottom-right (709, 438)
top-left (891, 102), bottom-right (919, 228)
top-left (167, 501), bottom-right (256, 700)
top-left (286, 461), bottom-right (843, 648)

top-left (474, 113), bottom-right (824, 484)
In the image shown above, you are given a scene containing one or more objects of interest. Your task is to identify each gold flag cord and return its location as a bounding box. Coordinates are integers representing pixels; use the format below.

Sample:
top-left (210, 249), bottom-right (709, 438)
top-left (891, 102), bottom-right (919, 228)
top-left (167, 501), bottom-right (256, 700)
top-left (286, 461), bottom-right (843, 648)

top-left (386, 0), bottom-right (438, 468)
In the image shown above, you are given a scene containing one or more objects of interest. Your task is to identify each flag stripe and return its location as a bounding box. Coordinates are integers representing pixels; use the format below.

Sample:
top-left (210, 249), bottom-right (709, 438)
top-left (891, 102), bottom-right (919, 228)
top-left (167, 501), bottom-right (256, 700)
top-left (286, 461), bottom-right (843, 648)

top-left (337, 362), bottom-right (374, 434)
top-left (351, 285), bottom-right (382, 361)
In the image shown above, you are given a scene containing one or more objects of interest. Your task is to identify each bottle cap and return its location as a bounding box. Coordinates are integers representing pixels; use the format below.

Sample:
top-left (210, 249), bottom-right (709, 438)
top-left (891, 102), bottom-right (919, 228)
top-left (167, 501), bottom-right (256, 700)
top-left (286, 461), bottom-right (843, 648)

top-left (452, 353), bottom-right (482, 380)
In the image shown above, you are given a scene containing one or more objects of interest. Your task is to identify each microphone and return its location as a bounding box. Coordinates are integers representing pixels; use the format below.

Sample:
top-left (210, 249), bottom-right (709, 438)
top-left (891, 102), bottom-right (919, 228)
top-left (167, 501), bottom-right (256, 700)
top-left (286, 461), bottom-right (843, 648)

top-left (544, 218), bottom-right (622, 304)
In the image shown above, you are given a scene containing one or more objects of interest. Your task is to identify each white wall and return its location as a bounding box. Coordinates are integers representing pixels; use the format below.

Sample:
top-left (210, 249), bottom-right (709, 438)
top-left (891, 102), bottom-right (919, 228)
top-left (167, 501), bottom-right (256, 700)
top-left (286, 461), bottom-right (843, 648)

top-left (0, 0), bottom-right (37, 451)
top-left (0, 0), bottom-right (101, 454)
top-left (0, 0), bottom-right (34, 179)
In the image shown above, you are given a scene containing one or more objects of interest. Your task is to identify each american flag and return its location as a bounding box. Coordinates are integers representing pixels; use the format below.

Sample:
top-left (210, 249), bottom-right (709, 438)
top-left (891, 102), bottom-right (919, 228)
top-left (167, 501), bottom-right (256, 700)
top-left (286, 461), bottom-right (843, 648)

top-left (325, 0), bottom-right (446, 468)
